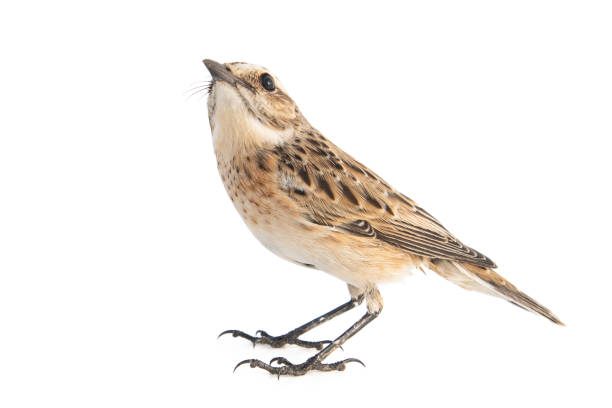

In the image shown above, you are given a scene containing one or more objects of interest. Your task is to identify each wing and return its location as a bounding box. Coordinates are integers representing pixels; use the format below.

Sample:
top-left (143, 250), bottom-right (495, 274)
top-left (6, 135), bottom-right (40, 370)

top-left (268, 129), bottom-right (496, 269)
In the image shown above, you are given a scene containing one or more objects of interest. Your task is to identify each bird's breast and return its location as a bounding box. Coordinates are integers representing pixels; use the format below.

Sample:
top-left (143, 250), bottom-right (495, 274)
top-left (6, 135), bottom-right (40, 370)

top-left (216, 148), bottom-right (314, 263)
top-left (214, 144), bottom-right (422, 287)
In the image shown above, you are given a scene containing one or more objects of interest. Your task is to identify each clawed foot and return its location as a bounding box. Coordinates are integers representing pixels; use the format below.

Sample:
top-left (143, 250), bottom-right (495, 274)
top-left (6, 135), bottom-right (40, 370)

top-left (218, 329), bottom-right (332, 350)
top-left (234, 356), bottom-right (365, 377)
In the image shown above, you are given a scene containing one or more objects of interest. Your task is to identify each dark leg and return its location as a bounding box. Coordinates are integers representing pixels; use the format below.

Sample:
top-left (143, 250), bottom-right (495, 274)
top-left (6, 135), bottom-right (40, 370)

top-left (219, 295), bottom-right (364, 350)
top-left (235, 310), bottom-right (380, 376)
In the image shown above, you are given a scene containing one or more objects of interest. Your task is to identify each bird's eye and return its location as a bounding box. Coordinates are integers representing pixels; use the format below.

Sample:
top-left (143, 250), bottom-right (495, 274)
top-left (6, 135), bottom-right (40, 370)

top-left (259, 73), bottom-right (276, 91)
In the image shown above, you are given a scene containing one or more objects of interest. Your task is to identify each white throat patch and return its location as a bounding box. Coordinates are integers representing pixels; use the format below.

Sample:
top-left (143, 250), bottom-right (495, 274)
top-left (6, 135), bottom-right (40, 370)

top-left (209, 82), bottom-right (290, 160)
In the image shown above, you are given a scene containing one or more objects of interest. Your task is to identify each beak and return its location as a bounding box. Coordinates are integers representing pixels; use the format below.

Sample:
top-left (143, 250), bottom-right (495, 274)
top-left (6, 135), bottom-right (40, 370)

top-left (203, 59), bottom-right (252, 90)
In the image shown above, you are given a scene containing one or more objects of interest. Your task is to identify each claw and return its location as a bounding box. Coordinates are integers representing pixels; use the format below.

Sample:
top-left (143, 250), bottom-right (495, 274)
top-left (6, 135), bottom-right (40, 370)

top-left (218, 329), bottom-right (259, 347)
top-left (217, 329), bottom-right (232, 339)
top-left (269, 357), bottom-right (292, 366)
top-left (233, 359), bottom-right (256, 373)
top-left (218, 329), bottom-right (251, 340)
top-left (341, 357), bottom-right (365, 368)
top-left (232, 358), bottom-right (284, 376)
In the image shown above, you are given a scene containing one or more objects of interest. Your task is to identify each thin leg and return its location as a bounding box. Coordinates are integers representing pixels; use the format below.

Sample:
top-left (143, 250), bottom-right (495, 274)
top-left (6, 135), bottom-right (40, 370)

top-left (235, 310), bottom-right (380, 376)
top-left (219, 294), bottom-right (364, 350)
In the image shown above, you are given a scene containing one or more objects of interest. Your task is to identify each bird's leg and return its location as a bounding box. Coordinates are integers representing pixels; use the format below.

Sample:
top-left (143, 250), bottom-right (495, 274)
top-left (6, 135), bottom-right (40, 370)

top-left (219, 289), bottom-right (364, 350)
top-left (234, 287), bottom-right (382, 376)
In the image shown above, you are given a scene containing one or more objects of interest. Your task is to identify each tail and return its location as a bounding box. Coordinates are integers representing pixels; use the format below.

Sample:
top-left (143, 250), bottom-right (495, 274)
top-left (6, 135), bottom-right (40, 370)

top-left (429, 259), bottom-right (564, 326)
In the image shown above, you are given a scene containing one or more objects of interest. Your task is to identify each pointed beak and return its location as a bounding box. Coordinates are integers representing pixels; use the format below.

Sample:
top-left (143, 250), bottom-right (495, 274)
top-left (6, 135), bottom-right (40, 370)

top-left (203, 59), bottom-right (252, 90)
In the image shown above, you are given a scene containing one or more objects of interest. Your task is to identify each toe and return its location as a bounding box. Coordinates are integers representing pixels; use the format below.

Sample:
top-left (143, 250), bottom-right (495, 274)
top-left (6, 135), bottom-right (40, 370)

top-left (269, 357), bottom-right (292, 366)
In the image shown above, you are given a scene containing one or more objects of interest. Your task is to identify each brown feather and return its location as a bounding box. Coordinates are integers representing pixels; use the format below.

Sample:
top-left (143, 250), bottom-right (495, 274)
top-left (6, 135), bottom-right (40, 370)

top-left (430, 259), bottom-right (564, 325)
top-left (269, 130), bottom-right (496, 269)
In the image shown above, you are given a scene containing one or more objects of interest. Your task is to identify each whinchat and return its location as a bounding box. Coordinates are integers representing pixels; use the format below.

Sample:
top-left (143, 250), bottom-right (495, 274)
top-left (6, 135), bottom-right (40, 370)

top-left (202, 59), bottom-right (563, 377)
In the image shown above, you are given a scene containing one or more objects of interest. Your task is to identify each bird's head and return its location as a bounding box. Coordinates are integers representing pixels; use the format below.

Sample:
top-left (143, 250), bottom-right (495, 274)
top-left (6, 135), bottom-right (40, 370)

top-left (203, 59), bottom-right (303, 154)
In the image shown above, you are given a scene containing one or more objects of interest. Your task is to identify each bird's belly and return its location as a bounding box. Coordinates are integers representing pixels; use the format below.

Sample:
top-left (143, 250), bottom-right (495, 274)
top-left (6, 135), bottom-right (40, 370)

top-left (242, 209), bottom-right (421, 287)
top-left (245, 217), bottom-right (316, 266)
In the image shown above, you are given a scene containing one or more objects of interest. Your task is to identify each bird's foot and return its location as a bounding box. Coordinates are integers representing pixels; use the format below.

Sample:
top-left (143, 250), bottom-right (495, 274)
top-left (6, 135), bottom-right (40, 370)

top-left (234, 356), bottom-right (365, 377)
top-left (218, 329), bottom-right (331, 350)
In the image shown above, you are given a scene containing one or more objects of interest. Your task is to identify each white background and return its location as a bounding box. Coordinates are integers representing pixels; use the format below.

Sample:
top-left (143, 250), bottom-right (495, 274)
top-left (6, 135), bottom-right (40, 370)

top-left (1, 1), bottom-right (611, 407)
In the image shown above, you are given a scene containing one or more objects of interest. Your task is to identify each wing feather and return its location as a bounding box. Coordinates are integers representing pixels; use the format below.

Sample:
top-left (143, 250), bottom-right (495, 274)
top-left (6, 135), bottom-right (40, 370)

top-left (269, 130), bottom-right (497, 269)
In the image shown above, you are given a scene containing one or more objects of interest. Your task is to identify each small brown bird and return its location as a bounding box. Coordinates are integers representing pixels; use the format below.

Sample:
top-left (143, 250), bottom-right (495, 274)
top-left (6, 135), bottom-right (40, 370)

top-left (202, 59), bottom-right (563, 376)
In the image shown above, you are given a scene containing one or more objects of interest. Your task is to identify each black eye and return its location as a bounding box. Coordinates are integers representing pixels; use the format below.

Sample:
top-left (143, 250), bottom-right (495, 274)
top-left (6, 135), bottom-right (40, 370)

top-left (259, 73), bottom-right (276, 91)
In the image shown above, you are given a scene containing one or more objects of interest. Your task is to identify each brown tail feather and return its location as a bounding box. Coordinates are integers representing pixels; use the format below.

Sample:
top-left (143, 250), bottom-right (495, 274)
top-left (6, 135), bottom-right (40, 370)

top-left (429, 259), bottom-right (564, 325)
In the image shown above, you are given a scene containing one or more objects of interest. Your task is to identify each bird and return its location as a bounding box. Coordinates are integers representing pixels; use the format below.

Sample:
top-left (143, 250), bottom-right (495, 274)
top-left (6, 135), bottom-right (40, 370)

top-left (202, 59), bottom-right (563, 376)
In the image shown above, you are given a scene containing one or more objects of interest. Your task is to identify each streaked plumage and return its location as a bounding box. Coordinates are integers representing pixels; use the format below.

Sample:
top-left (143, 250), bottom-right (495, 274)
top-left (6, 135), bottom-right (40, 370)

top-left (203, 59), bottom-right (563, 375)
